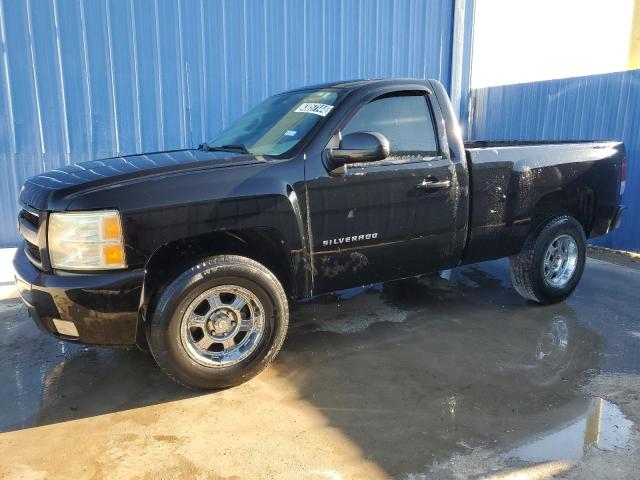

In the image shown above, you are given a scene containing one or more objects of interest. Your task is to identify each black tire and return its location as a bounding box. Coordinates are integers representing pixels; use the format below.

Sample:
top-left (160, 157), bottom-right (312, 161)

top-left (147, 255), bottom-right (289, 389)
top-left (510, 215), bottom-right (586, 305)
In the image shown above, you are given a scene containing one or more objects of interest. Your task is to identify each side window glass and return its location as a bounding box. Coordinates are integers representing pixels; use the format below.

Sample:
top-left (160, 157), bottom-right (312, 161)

top-left (342, 95), bottom-right (439, 161)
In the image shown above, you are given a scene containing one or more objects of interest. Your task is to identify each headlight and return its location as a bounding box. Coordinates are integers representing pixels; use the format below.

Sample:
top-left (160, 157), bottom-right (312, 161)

top-left (48, 210), bottom-right (126, 270)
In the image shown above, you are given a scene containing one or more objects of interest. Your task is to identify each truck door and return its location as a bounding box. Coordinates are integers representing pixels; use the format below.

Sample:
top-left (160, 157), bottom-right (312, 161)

top-left (305, 92), bottom-right (458, 294)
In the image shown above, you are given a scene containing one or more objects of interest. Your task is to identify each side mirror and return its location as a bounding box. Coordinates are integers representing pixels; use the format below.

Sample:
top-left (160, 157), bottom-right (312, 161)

top-left (328, 131), bottom-right (390, 165)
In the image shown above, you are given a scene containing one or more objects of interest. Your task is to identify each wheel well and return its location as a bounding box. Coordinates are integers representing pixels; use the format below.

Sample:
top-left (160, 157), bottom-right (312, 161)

top-left (531, 187), bottom-right (596, 236)
top-left (141, 228), bottom-right (294, 324)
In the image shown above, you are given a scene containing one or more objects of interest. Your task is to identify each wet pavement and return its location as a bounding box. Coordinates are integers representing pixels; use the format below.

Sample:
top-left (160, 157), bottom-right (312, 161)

top-left (1, 252), bottom-right (639, 479)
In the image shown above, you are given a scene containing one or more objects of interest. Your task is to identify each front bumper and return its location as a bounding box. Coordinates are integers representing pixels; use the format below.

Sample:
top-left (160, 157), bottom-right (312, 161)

top-left (13, 245), bottom-right (144, 345)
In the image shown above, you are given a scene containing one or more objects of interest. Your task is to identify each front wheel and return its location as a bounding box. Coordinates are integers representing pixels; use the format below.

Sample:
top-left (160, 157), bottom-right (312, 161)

top-left (148, 255), bottom-right (289, 389)
top-left (510, 215), bottom-right (586, 304)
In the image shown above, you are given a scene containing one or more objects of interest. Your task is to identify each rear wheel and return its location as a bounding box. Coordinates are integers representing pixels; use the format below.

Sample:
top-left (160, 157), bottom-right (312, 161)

top-left (148, 255), bottom-right (288, 389)
top-left (510, 215), bottom-right (586, 304)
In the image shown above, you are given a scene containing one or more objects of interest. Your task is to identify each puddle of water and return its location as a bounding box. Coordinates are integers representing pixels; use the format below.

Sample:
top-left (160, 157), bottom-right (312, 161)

top-left (310, 302), bottom-right (408, 334)
top-left (295, 283), bottom-right (407, 334)
top-left (506, 398), bottom-right (633, 463)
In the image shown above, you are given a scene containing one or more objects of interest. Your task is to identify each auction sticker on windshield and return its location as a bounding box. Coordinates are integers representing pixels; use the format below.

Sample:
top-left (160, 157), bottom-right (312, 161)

top-left (295, 103), bottom-right (334, 116)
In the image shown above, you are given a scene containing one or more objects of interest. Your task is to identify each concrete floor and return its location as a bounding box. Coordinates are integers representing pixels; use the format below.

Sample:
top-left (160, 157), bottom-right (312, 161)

top-left (1, 250), bottom-right (639, 479)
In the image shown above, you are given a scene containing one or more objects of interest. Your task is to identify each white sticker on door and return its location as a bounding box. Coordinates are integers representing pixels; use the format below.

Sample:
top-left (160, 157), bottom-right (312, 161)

top-left (294, 103), bottom-right (334, 117)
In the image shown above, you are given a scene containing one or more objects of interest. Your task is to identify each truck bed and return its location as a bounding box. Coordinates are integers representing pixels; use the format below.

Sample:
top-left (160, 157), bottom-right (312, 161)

top-left (461, 140), bottom-right (624, 264)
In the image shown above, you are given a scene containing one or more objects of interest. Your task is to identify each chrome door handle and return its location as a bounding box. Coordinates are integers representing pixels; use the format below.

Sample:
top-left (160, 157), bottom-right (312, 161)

top-left (417, 177), bottom-right (451, 190)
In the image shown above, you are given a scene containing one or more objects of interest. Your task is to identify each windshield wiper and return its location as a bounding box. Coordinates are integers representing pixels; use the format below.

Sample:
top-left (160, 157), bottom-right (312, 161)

top-left (200, 143), bottom-right (250, 154)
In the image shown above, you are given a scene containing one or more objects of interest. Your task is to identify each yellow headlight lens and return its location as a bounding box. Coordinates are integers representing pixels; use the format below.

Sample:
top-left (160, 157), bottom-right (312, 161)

top-left (101, 216), bottom-right (122, 241)
top-left (103, 244), bottom-right (125, 266)
top-left (48, 210), bottom-right (126, 270)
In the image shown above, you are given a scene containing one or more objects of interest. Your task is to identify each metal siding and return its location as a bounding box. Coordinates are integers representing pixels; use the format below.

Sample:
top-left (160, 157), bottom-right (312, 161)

top-left (471, 69), bottom-right (640, 252)
top-left (0, 0), bottom-right (456, 246)
top-left (458, 0), bottom-right (474, 133)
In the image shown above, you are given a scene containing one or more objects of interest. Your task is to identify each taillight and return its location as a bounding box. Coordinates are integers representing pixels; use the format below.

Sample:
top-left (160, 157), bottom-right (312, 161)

top-left (620, 157), bottom-right (627, 196)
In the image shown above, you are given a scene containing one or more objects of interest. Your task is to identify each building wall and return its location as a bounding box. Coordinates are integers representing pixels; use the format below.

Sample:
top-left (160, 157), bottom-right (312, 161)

top-left (0, 0), bottom-right (460, 247)
top-left (471, 69), bottom-right (640, 252)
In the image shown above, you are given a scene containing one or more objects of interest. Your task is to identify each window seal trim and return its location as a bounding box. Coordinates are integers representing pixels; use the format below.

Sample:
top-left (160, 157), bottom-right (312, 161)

top-left (340, 154), bottom-right (447, 172)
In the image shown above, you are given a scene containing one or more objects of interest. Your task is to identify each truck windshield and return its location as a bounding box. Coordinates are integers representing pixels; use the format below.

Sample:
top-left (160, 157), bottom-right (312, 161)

top-left (204, 89), bottom-right (342, 157)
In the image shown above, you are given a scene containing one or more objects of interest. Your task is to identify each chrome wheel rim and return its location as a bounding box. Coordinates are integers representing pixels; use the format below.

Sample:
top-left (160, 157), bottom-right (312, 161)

top-left (543, 234), bottom-right (578, 289)
top-left (180, 285), bottom-right (265, 367)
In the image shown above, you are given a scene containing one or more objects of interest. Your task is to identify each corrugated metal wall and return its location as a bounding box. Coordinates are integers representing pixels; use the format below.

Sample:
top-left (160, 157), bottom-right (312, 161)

top-left (0, 0), bottom-right (458, 247)
top-left (470, 69), bottom-right (640, 252)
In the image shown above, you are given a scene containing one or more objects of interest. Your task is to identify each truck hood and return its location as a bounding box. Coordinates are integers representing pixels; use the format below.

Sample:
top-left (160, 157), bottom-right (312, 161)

top-left (19, 149), bottom-right (263, 211)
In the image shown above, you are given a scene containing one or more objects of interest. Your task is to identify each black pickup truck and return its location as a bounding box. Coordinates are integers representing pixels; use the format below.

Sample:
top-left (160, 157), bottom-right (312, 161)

top-left (14, 79), bottom-right (625, 389)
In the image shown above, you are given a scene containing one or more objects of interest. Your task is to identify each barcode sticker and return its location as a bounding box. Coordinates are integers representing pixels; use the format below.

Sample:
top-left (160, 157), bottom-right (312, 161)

top-left (294, 103), bottom-right (334, 117)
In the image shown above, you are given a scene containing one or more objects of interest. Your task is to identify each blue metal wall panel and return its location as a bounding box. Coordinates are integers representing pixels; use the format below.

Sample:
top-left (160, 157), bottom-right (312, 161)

top-left (0, 0), bottom-right (456, 246)
top-left (471, 69), bottom-right (640, 252)
top-left (457, 0), bottom-right (475, 133)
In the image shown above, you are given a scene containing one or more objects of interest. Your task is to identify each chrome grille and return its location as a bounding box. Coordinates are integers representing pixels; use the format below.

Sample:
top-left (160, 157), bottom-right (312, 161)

top-left (25, 240), bottom-right (41, 262)
top-left (18, 205), bottom-right (45, 269)
top-left (20, 208), bottom-right (40, 229)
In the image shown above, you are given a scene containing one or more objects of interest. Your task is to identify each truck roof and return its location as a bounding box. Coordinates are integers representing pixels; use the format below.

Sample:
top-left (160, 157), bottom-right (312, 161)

top-left (283, 78), bottom-right (433, 93)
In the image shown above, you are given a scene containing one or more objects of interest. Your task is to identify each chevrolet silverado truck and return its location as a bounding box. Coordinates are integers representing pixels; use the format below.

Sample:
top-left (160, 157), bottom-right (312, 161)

top-left (14, 79), bottom-right (626, 389)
